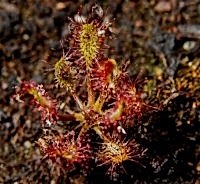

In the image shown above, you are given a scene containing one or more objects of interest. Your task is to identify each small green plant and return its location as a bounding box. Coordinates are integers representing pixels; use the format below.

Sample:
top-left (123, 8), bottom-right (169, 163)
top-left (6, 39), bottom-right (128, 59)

top-left (14, 4), bottom-right (149, 180)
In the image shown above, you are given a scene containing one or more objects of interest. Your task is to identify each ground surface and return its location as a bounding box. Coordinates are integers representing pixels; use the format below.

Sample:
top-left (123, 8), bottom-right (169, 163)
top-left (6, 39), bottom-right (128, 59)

top-left (0, 0), bottom-right (199, 184)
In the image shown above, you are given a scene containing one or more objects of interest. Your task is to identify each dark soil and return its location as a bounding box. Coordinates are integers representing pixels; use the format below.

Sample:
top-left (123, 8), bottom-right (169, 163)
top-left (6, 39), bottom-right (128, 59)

top-left (0, 0), bottom-right (199, 184)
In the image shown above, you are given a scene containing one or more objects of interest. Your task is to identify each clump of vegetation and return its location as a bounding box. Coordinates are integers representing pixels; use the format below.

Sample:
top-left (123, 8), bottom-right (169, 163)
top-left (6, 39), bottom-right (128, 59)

top-left (14, 4), bottom-right (151, 180)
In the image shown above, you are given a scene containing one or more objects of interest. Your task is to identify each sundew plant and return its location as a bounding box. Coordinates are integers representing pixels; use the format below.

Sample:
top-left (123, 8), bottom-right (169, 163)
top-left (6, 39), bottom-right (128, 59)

top-left (14, 4), bottom-right (151, 180)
